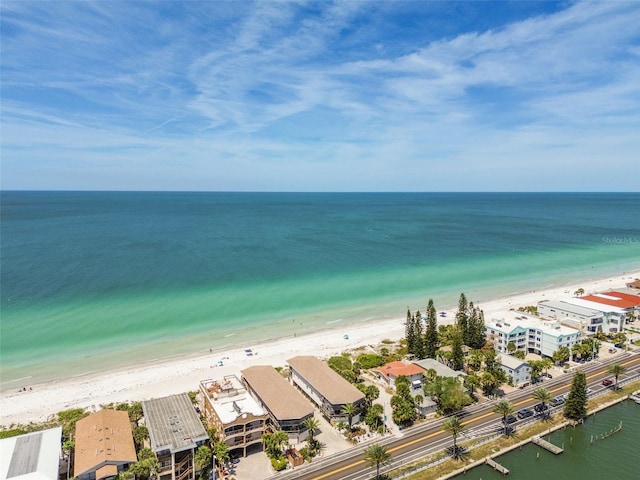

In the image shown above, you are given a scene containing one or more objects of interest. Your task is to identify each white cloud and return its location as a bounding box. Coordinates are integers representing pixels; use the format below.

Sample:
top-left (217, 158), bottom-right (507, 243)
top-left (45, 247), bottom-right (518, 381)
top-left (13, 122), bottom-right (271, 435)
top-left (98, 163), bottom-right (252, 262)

top-left (1, 0), bottom-right (639, 191)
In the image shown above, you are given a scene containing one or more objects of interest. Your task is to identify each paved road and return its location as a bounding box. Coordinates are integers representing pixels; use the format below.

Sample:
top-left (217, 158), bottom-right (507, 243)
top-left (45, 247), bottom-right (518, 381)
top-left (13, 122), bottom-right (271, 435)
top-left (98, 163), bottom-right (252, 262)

top-left (268, 352), bottom-right (640, 480)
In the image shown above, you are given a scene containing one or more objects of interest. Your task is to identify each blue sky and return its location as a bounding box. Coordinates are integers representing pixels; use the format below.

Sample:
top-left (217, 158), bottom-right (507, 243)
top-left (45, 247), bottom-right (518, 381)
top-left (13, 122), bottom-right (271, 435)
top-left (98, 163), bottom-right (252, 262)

top-left (1, 1), bottom-right (639, 192)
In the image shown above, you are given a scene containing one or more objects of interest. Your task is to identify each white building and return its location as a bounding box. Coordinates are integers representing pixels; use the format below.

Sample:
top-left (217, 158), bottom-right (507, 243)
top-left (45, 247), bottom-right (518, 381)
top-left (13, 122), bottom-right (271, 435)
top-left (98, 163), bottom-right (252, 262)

top-left (1, 427), bottom-right (62, 480)
top-left (199, 376), bottom-right (268, 458)
top-left (562, 297), bottom-right (626, 334)
top-left (485, 312), bottom-right (582, 358)
top-left (538, 300), bottom-right (607, 334)
top-left (499, 355), bottom-right (531, 387)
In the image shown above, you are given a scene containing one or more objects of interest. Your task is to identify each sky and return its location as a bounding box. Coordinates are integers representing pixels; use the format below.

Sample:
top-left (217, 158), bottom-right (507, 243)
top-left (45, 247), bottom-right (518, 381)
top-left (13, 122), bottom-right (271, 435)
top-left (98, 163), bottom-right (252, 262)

top-left (1, 1), bottom-right (639, 192)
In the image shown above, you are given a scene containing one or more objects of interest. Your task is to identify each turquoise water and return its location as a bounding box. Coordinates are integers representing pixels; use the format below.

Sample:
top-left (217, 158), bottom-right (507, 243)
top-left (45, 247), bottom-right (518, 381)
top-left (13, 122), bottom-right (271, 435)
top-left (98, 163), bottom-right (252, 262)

top-left (459, 400), bottom-right (640, 479)
top-left (1, 192), bottom-right (639, 387)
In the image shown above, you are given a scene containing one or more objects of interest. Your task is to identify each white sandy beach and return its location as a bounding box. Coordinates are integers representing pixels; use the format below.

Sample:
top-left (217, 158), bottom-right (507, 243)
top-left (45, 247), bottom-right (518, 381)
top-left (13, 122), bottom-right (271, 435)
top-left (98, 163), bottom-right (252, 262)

top-left (1, 270), bottom-right (639, 427)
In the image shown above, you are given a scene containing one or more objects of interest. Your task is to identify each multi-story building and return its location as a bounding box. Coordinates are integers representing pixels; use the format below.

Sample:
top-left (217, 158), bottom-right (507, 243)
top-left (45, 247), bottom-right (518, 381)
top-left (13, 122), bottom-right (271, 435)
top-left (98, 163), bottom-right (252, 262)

top-left (499, 355), bottom-right (531, 387)
top-left (74, 410), bottom-right (137, 480)
top-left (241, 366), bottom-right (314, 443)
top-left (142, 394), bottom-right (209, 480)
top-left (485, 312), bottom-right (581, 358)
top-left (199, 376), bottom-right (267, 458)
top-left (287, 356), bottom-right (365, 425)
top-left (562, 297), bottom-right (627, 334)
top-left (538, 300), bottom-right (606, 334)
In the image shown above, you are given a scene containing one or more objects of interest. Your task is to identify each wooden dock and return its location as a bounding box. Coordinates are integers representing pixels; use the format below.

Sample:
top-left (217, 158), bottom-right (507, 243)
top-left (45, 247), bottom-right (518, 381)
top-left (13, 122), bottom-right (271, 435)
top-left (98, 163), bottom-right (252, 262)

top-left (532, 436), bottom-right (564, 454)
top-left (486, 458), bottom-right (510, 474)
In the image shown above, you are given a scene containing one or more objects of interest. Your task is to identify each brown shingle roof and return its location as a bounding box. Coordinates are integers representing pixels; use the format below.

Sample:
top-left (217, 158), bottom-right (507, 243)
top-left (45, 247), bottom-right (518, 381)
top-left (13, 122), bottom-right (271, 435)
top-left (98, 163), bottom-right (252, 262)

top-left (74, 410), bottom-right (137, 478)
top-left (241, 366), bottom-right (313, 422)
top-left (287, 356), bottom-right (365, 406)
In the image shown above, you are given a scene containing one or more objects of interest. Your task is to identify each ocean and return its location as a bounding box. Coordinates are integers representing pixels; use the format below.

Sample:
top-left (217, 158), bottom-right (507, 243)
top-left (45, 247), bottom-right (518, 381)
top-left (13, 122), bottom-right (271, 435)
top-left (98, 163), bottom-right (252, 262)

top-left (1, 192), bottom-right (639, 388)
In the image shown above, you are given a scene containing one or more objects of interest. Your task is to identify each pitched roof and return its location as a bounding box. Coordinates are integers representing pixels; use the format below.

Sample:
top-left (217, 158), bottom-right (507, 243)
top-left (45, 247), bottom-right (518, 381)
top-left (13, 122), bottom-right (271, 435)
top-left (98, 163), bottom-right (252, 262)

top-left (74, 410), bottom-right (137, 478)
top-left (412, 358), bottom-right (461, 378)
top-left (376, 361), bottom-right (425, 380)
top-left (241, 366), bottom-right (312, 422)
top-left (143, 393), bottom-right (209, 454)
top-left (287, 356), bottom-right (365, 406)
top-left (0, 427), bottom-right (62, 480)
top-left (500, 354), bottom-right (529, 370)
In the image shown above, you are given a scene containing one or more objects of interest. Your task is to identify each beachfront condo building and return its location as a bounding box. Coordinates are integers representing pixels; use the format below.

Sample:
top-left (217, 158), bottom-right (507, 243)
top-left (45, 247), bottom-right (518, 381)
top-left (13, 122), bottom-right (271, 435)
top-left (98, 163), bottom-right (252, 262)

top-left (199, 375), bottom-right (268, 457)
top-left (287, 355), bottom-right (365, 425)
top-left (74, 410), bottom-right (137, 480)
top-left (485, 312), bottom-right (581, 359)
top-left (241, 365), bottom-right (314, 443)
top-left (538, 300), bottom-right (612, 334)
top-left (1, 427), bottom-right (62, 480)
top-left (142, 393), bottom-right (209, 480)
top-left (539, 290), bottom-right (640, 335)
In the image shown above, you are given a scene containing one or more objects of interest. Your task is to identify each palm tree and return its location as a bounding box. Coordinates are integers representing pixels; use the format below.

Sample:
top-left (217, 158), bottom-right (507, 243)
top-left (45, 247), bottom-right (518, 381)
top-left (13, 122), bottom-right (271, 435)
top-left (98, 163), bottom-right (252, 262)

top-left (194, 445), bottom-right (213, 476)
top-left (213, 441), bottom-right (230, 469)
top-left (364, 443), bottom-right (392, 480)
top-left (608, 363), bottom-right (626, 390)
top-left (341, 403), bottom-right (358, 430)
top-left (442, 416), bottom-right (465, 459)
top-left (541, 358), bottom-right (553, 377)
top-left (493, 400), bottom-right (515, 436)
top-left (532, 387), bottom-right (553, 419)
top-left (303, 416), bottom-right (320, 443)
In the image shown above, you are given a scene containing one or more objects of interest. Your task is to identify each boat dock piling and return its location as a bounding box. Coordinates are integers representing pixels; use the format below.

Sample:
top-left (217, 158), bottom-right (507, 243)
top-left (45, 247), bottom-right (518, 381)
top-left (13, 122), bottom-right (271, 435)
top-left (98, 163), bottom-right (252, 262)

top-left (532, 436), bottom-right (564, 454)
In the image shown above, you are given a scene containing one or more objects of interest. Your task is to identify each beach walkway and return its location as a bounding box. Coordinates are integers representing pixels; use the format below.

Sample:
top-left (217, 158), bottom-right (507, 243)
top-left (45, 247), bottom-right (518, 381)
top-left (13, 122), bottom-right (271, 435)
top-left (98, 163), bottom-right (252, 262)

top-left (532, 436), bottom-right (564, 454)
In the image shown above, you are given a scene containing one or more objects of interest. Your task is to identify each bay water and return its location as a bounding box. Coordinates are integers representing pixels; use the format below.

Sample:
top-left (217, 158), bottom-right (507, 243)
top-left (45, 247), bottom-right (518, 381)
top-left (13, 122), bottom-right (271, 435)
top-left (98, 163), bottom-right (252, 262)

top-left (458, 399), bottom-right (640, 479)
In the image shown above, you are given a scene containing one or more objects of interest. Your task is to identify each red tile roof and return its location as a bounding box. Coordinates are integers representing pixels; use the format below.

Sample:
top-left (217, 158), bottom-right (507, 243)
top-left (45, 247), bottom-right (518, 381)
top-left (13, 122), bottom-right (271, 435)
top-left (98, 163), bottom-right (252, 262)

top-left (376, 361), bottom-right (425, 380)
top-left (581, 291), bottom-right (640, 309)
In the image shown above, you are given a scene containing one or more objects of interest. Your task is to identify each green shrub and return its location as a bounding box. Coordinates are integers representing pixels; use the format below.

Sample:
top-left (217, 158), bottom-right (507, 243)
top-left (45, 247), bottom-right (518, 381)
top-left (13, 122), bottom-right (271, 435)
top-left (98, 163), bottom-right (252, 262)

top-left (328, 356), bottom-right (352, 372)
top-left (356, 353), bottom-right (384, 369)
top-left (271, 456), bottom-right (287, 471)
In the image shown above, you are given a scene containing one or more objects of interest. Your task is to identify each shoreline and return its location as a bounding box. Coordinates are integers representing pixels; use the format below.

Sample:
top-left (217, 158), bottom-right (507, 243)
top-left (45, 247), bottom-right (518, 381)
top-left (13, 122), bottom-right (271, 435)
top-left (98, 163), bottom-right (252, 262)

top-left (1, 269), bottom-right (639, 427)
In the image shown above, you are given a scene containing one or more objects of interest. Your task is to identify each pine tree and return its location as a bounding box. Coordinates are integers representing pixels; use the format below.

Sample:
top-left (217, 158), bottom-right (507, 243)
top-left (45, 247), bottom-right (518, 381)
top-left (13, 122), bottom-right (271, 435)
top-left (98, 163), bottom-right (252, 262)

top-left (564, 371), bottom-right (588, 420)
top-left (424, 299), bottom-right (439, 358)
top-left (468, 306), bottom-right (486, 349)
top-left (456, 294), bottom-right (469, 344)
top-left (405, 309), bottom-right (416, 355)
top-left (451, 326), bottom-right (464, 371)
top-left (464, 302), bottom-right (476, 346)
top-left (414, 310), bottom-right (425, 359)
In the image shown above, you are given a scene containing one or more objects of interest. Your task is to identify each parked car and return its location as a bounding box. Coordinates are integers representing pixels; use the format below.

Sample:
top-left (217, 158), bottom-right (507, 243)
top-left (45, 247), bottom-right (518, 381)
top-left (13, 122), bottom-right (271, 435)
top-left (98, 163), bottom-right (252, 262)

top-left (517, 408), bottom-right (534, 419)
top-left (503, 414), bottom-right (517, 424)
top-left (586, 388), bottom-right (593, 395)
top-left (549, 397), bottom-right (563, 407)
top-left (534, 403), bottom-right (549, 413)
top-left (602, 378), bottom-right (614, 387)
